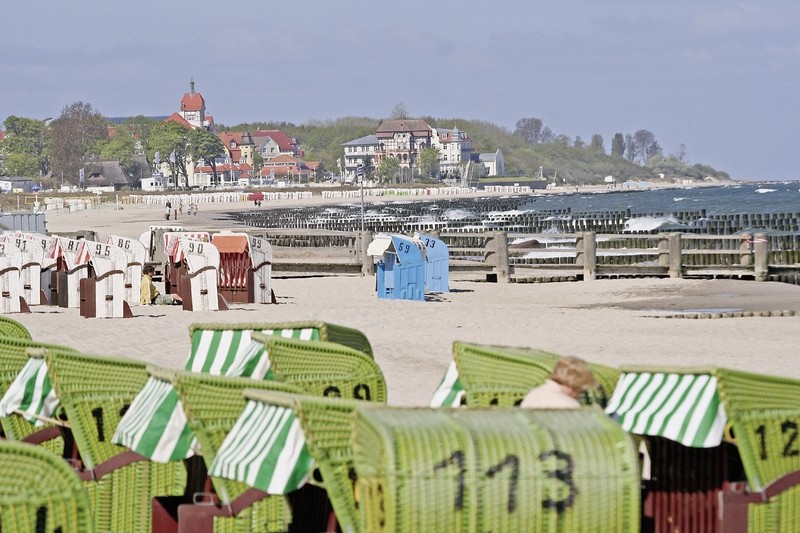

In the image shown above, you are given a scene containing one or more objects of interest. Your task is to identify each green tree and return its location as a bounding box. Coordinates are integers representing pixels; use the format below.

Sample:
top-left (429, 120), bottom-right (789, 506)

top-left (93, 132), bottom-right (136, 170)
top-left (147, 121), bottom-right (191, 188)
top-left (377, 156), bottom-right (400, 183)
top-left (590, 134), bottom-right (604, 153)
top-left (49, 102), bottom-right (108, 185)
top-left (514, 117), bottom-right (550, 144)
top-left (361, 155), bottom-right (375, 179)
top-left (190, 128), bottom-right (225, 186)
top-left (632, 129), bottom-right (661, 164)
top-left (0, 116), bottom-right (49, 177)
top-left (611, 133), bottom-right (625, 158)
top-left (417, 146), bottom-right (441, 179)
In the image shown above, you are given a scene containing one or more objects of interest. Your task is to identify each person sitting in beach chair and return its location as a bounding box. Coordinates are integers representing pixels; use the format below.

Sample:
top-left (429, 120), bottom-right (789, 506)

top-left (140, 265), bottom-right (182, 305)
top-left (520, 355), bottom-right (597, 409)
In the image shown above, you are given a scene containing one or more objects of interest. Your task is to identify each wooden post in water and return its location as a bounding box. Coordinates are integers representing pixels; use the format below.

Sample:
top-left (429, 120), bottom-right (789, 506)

top-left (658, 235), bottom-right (670, 269)
top-left (668, 233), bottom-right (683, 278)
top-left (754, 232), bottom-right (769, 281)
top-left (494, 231), bottom-right (511, 283)
top-left (579, 231), bottom-right (597, 281)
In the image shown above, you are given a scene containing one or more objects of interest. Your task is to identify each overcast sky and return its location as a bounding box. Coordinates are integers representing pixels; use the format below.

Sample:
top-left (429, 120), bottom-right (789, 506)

top-left (2, 1), bottom-right (798, 180)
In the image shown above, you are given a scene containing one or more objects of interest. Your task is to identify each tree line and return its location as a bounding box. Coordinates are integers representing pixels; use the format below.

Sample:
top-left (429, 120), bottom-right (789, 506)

top-left (0, 101), bottom-right (729, 189)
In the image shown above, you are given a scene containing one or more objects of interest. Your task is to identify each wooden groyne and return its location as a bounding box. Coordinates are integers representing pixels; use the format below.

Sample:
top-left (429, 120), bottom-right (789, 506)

top-left (228, 228), bottom-right (800, 285)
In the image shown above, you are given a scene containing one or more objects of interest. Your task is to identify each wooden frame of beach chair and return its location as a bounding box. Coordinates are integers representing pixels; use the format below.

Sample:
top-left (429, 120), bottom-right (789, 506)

top-left (252, 335), bottom-right (387, 402)
top-left (42, 348), bottom-right (187, 533)
top-left (451, 341), bottom-right (619, 408)
top-left (160, 370), bottom-right (305, 533)
top-left (607, 366), bottom-right (800, 533)
top-left (0, 336), bottom-right (76, 454)
top-left (352, 406), bottom-right (640, 533)
top-left (0, 440), bottom-right (95, 533)
top-left (241, 389), bottom-right (368, 533)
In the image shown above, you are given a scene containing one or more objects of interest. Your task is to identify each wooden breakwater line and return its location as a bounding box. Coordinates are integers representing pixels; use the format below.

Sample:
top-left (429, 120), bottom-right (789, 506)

top-left (227, 200), bottom-right (800, 235)
top-left (229, 228), bottom-right (800, 285)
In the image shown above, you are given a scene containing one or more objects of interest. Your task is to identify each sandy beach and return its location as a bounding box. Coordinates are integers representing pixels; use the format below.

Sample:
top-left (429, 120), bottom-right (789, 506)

top-left (17, 191), bottom-right (800, 406)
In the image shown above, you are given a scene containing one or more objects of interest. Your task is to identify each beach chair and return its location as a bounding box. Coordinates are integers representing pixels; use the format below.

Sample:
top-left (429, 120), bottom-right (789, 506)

top-left (252, 334), bottom-right (387, 402)
top-left (0, 240), bottom-right (24, 314)
top-left (352, 406), bottom-right (640, 533)
top-left (0, 316), bottom-right (31, 339)
top-left (10, 232), bottom-right (57, 305)
top-left (431, 341), bottom-right (619, 408)
top-left (162, 371), bottom-right (305, 533)
top-left (37, 348), bottom-right (187, 533)
top-left (177, 238), bottom-right (223, 311)
top-left (76, 241), bottom-right (133, 318)
top-left (108, 233), bottom-right (148, 307)
top-left (0, 440), bottom-right (94, 533)
top-left (234, 389), bottom-right (369, 533)
top-left (606, 366), bottom-right (800, 532)
top-left (212, 232), bottom-right (274, 304)
top-left (0, 336), bottom-right (77, 455)
top-left (1, 232), bottom-right (46, 307)
top-left (49, 236), bottom-right (91, 308)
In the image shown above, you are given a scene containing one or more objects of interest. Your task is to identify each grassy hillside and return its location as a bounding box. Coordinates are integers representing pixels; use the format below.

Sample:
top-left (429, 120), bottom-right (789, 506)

top-left (225, 117), bottom-right (730, 186)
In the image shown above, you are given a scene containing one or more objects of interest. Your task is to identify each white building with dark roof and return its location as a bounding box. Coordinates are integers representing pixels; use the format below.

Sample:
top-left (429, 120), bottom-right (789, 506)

top-left (342, 135), bottom-right (378, 182)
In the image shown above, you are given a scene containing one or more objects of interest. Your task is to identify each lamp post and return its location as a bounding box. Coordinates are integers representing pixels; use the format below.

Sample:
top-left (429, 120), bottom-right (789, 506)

top-left (358, 163), bottom-right (365, 222)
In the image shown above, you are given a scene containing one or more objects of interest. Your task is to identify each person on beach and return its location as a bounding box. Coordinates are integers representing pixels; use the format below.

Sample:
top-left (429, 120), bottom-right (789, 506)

top-left (165, 205), bottom-right (171, 220)
top-left (140, 265), bottom-right (182, 305)
top-left (520, 356), bottom-right (597, 409)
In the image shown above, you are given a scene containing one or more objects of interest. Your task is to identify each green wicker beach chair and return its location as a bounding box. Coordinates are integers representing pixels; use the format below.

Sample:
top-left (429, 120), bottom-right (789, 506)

top-left (241, 389), bottom-right (367, 533)
top-left (451, 342), bottom-right (619, 408)
top-left (0, 440), bottom-right (94, 533)
top-left (170, 370), bottom-right (304, 533)
top-left (252, 334), bottom-right (387, 403)
top-left (607, 366), bottom-right (800, 532)
top-left (353, 406), bottom-right (640, 533)
top-left (0, 317), bottom-right (32, 340)
top-left (0, 336), bottom-right (77, 455)
top-left (187, 321), bottom-right (373, 366)
top-left (43, 349), bottom-right (186, 533)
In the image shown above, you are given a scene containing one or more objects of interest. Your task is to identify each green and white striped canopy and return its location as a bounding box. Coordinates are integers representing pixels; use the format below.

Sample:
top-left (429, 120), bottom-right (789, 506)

top-left (0, 357), bottom-right (58, 426)
top-left (209, 399), bottom-right (313, 497)
top-left (429, 361), bottom-right (465, 407)
top-left (605, 372), bottom-right (727, 448)
top-left (112, 327), bottom-right (320, 462)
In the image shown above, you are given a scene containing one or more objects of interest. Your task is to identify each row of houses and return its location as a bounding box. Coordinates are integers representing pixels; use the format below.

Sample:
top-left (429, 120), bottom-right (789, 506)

top-left (42, 80), bottom-right (504, 191)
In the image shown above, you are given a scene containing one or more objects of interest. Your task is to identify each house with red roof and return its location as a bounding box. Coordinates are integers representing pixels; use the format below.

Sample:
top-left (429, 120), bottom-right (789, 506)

top-left (252, 130), bottom-right (301, 161)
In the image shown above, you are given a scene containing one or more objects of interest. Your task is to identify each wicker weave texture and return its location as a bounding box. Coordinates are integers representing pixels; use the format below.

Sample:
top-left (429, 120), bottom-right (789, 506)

top-left (43, 350), bottom-right (186, 533)
top-left (245, 389), bottom-right (365, 533)
top-left (353, 407), bottom-right (639, 533)
top-left (0, 318), bottom-right (32, 340)
top-left (188, 320), bottom-right (373, 357)
top-left (254, 335), bottom-right (387, 403)
top-left (173, 370), bottom-right (300, 526)
top-left (0, 440), bottom-right (94, 533)
top-left (453, 342), bottom-right (619, 408)
top-left (0, 337), bottom-right (76, 454)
